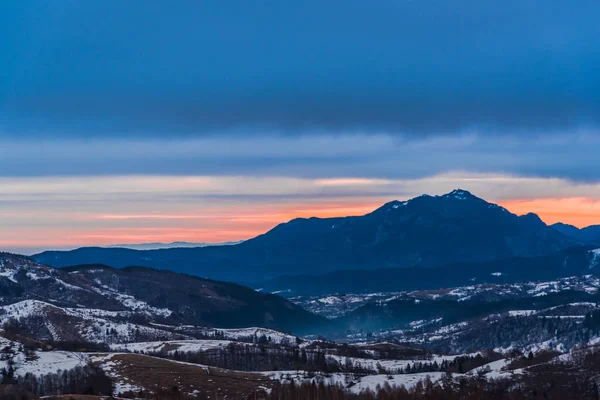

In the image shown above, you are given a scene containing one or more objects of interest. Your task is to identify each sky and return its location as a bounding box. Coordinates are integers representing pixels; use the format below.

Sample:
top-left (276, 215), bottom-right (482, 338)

top-left (1, 1), bottom-right (600, 254)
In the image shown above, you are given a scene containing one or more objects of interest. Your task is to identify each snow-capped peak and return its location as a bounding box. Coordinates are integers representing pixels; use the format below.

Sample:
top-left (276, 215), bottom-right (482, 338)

top-left (444, 189), bottom-right (473, 200)
top-left (391, 200), bottom-right (408, 209)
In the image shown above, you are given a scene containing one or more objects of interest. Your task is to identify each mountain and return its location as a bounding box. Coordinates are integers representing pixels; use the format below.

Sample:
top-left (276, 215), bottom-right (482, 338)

top-left (551, 222), bottom-right (600, 244)
top-left (0, 252), bottom-right (323, 337)
top-left (106, 241), bottom-right (243, 250)
top-left (32, 189), bottom-right (582, 283)
top-left (258, 246), bottom-right (600, 296)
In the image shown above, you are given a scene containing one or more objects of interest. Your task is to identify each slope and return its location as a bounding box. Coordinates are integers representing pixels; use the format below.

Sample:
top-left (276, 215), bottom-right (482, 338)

top-left (0, 253), bottom-right (323, 335)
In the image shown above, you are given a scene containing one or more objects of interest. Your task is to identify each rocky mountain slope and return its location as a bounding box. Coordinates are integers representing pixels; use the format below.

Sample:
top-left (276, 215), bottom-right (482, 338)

top-left (33, 189), bottom-right (582, 282)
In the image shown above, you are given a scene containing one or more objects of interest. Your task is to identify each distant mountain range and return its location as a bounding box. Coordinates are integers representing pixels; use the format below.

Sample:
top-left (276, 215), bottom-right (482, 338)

top-left (107, 241), bottom-right (243, 250)
top-left (551, 222), bottom-right (600, 244)
top-left (333, 275), bottom-right (600, 347)
top-left (32, 189), bottom-right (588, 283)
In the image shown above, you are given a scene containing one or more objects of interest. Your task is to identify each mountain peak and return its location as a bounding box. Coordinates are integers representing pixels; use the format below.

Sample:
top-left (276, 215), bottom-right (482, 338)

top-left (442, 188), bottom-right (477, 200)
top-left (519, 212), bottom-right (546, 228)
top-left (32, 188), bottom-right (583, 282)
top-left (382, 189), bottom-right (479, 211)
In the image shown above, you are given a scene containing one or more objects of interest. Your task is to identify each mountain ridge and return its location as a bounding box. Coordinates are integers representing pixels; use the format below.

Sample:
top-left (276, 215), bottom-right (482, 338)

top-left (551, 222), bottom-right (600, 244)
top-left (106, 240), bottom-right (243, 250)
top-left (32, 189), bottom-right (583, 283)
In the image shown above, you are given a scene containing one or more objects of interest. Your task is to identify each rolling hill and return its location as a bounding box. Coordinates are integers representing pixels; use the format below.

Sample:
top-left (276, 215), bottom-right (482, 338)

top-left (0, 252), bottom-right (323, 337)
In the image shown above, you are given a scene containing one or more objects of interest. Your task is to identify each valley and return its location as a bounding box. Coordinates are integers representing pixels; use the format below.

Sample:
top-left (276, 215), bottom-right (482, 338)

top-left (5, 247), bottom-right (600, 398)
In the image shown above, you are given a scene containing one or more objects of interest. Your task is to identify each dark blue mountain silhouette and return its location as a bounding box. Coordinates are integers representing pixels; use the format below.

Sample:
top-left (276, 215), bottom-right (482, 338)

top-left (33, 189), bottom-right (582, 283)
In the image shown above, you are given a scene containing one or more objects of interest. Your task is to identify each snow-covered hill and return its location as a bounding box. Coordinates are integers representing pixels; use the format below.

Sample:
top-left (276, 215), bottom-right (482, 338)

top-left (293, 274), bottom-right (600, 320)
top-left (0, 252), bottom-right (323, 339)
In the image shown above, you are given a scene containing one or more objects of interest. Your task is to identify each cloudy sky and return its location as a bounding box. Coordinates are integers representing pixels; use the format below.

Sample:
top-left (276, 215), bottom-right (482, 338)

top-left (1, 1), bottom-right (600, 254)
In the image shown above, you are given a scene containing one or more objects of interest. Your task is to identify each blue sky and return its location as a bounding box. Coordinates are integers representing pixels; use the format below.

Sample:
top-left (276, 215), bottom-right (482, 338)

top-left (1, 1), bottom-right (600, 253)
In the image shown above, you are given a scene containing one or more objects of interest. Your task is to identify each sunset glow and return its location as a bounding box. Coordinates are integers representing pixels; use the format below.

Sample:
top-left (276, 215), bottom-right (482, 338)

top-left (498, 197), bottom-right (600, 228)
top-left (4, 171), bottom-right (600, 254)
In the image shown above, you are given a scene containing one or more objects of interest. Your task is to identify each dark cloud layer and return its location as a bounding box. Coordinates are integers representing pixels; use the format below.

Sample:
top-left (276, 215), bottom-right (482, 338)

top-left (1, 1), bottom-right (599, 137)
top-left (1, 135), bottom-right (599, 182)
